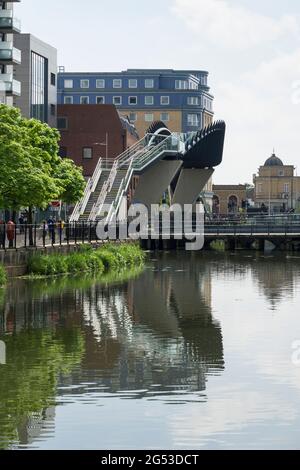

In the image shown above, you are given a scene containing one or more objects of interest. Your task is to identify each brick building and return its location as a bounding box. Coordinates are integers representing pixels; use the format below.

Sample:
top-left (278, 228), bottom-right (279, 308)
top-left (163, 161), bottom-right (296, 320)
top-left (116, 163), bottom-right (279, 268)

top-left (212, 185), bottom-right (247, 215)
top-left (57, 104), bottom-right (139, 177)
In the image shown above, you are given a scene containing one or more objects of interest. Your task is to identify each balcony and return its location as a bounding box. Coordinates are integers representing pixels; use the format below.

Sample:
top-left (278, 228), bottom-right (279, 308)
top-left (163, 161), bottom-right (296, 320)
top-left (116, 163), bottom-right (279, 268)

top-left (0, 73), bottom-right (21, 96)
top-left (0, 10), bottom-right (21, 33)
top-left (0, 42), bottom-right (21, 64)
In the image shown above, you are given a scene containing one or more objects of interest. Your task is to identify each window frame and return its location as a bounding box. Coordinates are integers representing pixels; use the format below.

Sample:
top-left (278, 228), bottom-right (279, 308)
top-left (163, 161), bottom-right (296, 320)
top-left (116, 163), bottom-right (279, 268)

top-left (145, 96), bottom-right (154, 106)
top-left (80, 79), bottom-right (90, 89)
top-left (113, 96), bottom-right (122, 105)
top-left (80, 96), bottom-right (90, 105)
top-left (187, 113), bottom-right (199, 127)
top-left (145, 79), bottom-right (154, 89)
top-left (96, 96), bottom-right (105, 104)
top-left (145, 113), bottom-right (154, 122)
top-left (96, 79), bottom-right (105, 89)
top-left (128, 79), bottom-right (138, 88)
top-left (129, 96), bottom-right (137, 106)
top-left (57, 117), bottom-right (68, 130)
top-left (113, 79), bottom-right (122, 89)
top-left (129, 112), bottom-right (137, 122)
top-left (160, 96), bottom-right (170, 105)
top-left (160, 112), bottom-right (169, 122)
top-left (64, 96), bottom-right (73, 104)
top-left (64, 79), bottom-right (73, 89)
top-left (82, 147), bottom-right (93, 159)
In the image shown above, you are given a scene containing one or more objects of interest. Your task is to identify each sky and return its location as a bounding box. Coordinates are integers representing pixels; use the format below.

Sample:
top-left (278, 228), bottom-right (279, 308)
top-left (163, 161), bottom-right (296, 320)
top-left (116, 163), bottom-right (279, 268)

top-left (15, 0), bottom-right (300, 184)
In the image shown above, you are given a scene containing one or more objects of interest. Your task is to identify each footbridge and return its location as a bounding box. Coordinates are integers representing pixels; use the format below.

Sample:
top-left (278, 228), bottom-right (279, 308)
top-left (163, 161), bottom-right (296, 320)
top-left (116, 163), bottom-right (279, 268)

top-left (70, 121), bottom-right (226, 223)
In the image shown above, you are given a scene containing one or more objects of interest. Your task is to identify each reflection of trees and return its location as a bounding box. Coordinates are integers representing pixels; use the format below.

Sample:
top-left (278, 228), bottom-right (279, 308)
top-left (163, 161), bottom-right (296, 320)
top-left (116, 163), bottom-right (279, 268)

top-left (0, 327), bottom-right (84, 449)
top-left (204, 252), bottom-right (300, 310)
top-left (0, 267), bottom-right (144, 449)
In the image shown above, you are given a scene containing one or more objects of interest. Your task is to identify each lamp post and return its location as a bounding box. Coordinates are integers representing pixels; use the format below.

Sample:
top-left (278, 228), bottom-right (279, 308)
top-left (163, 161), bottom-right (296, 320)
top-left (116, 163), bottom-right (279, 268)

top-left (94, 133), bottom-right (109, 167)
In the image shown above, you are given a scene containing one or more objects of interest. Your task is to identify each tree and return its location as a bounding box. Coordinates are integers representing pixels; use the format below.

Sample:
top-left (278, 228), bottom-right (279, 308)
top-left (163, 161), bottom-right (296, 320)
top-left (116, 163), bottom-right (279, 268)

top-left (54, 158), bottom-right (86, 205)
top-left (0, 104), bottom-right (85, 244)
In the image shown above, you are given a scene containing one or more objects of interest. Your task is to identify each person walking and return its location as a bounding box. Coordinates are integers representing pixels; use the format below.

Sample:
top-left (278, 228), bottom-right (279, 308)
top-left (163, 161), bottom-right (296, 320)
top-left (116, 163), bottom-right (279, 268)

top-left (6, 220), bottom-right (15, 249)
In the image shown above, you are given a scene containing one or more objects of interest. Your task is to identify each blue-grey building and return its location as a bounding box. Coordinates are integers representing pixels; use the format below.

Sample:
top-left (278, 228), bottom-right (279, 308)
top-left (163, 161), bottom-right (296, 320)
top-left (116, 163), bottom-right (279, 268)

top-left (0, 0), bottom-right (21, 106)
top-left (57, 68), bottom-right (214, 136)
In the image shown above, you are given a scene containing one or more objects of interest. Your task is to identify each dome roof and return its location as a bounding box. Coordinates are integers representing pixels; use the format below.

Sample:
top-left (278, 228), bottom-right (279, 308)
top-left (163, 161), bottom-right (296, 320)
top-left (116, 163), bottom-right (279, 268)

top-left (264, 153), bottom-right (283, 167)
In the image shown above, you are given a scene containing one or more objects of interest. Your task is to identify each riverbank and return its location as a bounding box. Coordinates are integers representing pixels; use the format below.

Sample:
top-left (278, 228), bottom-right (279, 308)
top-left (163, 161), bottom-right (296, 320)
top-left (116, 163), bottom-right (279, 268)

top-left (0, 243), bottom-right (145, 285)
top-left (27, 243), bottom-right (145, 277)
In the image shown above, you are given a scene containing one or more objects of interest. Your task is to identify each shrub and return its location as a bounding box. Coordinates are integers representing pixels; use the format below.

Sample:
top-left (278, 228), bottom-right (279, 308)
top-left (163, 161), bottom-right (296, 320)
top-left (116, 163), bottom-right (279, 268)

top-left (86, 254), bottom-right (104, 273)
top-left (28, 255), bottom-right (56, 276)
top-left (0, 264), bottom-right (6, 287)
top-left (65, 253), bottom-right (88, 273)
top-left (94, 249), bottom-right (119, 270)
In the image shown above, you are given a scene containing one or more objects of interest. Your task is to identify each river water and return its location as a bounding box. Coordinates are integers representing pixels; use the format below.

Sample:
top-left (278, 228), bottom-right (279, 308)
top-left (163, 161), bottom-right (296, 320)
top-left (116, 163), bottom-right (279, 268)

top-left (0, 252), bottom-right (300, 450)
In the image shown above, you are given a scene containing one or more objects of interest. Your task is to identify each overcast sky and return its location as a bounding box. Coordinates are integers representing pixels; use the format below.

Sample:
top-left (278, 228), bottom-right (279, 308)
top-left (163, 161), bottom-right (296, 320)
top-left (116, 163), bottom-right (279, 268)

top-left (16, 0), bottom-right (300, 184)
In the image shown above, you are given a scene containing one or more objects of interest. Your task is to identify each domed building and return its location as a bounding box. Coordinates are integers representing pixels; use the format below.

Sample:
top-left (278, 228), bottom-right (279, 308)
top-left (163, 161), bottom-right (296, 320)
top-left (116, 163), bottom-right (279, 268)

top-left (253, 153), bottom-right (300, 213)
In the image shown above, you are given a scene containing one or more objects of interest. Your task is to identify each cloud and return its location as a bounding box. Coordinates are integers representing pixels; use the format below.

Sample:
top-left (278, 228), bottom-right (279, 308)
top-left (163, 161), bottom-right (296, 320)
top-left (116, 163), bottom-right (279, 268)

top-left (214, 48), bottom-right (300, 182)
top-left (172, 0), bottom-right (299, 49)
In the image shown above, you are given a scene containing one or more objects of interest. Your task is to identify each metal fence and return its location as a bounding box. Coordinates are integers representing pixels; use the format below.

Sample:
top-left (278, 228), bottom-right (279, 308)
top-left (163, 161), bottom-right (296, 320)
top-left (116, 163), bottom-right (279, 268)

top-left (0, 222), bottom-right (101, 251)
top-left (1, 218), bottom-right (300, 251)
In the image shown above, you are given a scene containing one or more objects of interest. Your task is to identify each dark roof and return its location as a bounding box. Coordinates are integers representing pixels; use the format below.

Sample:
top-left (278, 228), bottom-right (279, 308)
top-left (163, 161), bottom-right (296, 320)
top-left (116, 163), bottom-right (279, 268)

top-left (264, 153), bottom-right (283, 167)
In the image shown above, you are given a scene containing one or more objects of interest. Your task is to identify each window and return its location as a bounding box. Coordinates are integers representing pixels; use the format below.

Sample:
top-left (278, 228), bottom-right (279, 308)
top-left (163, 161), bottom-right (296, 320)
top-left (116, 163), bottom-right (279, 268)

top-left (175, 80), bottom-right (188, 90)
top-left (160, 113), bottom-right (169, 122)
top-left (83, 147), bottom-right (93, 159)
top-left (278, 170), bottom-right (284, 176)
top-left (129, 96), bottom-right (137, 105)
top-left (187, 114), bottom-right (199, 126)
top-left (188, 96), bottom-right (199, 106)
top-left (64, 96), bottom-right (73, 104)
top-left (80, 96), bottom-right (89, 104)
top-left (64, 79), bottom-right (73, 89)
top-left (96, 79), bottom-right (105, 88)
top-left (113, 96), bottom-right (122, 105)
top-left (113, 79), bottom-right (122, 88)
top-left (51, 73), bottom-right (56, 86)
top-left (145, 96), bottom-right (154, 105)
top-left (31, 52), bottom-right (48, 122)
top-left (96, 96), bottom-right (105, 104)
top-left (57, 117), bottom-right (68, 130)
top-left (145, 113), bottom-right (154, 122)
top-left (50, 104), bottom-right (56, 116)
top-left (145, 79), bottom-right (154, 89)
top-left (160, 96), bottom-right (169, 105)
top-left (189, 81), bottom-right (198, 90)
top-left (80, 79), bottom-right (89, 89)
top-left (59, 146), bottom-right (67, 158)
top-left (129, 113), bottom-right (137, 122)
top-left (128, 79), bottom-right (137, 88)
top-left (284, 183), bottom-right (289, 194)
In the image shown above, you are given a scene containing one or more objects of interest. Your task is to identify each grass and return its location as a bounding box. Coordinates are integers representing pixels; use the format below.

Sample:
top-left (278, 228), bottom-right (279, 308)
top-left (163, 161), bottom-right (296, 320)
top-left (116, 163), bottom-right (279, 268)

top-left (27, 243), bottom-right (146, 277)
top-left (0, 264), bottom-right (6, 288)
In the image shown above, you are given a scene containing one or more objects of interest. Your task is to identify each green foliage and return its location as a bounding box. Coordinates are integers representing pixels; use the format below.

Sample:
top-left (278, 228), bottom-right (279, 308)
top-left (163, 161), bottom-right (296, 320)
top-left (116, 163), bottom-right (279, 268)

top-left (27, 243), bottom-right (145, 277)
top-left (0, 327), bottom-right (84, 449)
top-left (53, 158), bottom-right (85, 204)
top-left (0, 265), bottom-right (6, 287)
top-left (0, 104), bottom-right (84, 214)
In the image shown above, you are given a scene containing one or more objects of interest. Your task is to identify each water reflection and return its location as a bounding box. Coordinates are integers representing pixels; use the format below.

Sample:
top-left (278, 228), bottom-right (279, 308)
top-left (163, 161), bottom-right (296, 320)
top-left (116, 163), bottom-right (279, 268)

top-left (0, 258), bottom-right (223, 448)
top-left (1, 252), bottom-right (300, 449)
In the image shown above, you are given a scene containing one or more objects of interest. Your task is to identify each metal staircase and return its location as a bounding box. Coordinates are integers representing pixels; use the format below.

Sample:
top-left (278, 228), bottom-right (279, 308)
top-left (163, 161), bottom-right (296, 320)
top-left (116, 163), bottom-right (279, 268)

top-left (70, 121), bottom-right (226, 223)
top-left (70, 133), bottom-right (180, 222)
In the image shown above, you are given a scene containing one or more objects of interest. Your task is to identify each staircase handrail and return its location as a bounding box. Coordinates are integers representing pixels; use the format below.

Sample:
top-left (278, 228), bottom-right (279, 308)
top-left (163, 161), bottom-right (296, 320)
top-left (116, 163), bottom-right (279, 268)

top-left (88, 179), bottom-right (109, 222)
